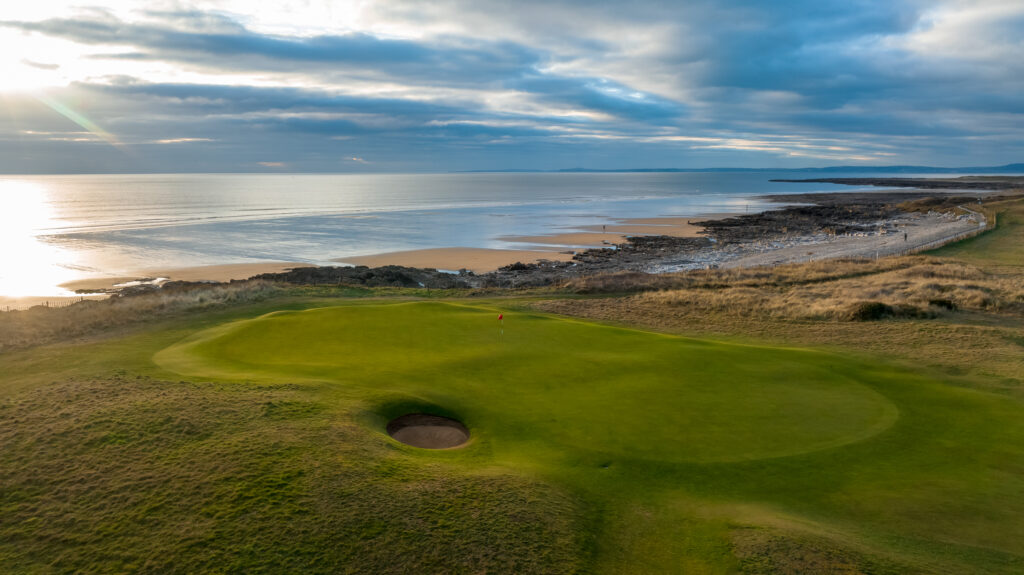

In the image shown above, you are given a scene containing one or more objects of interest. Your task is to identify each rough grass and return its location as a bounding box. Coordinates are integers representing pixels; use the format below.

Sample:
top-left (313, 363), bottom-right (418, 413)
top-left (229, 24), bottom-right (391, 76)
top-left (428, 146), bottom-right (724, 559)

top-left (0, 377), bottom-right (587, 574)
top-left (0, 281), bottom-right (285, 352)
top-left (564, 256), bottom-right (1023, 320)
top-left (633, 257), bottom-right (1023, 320)
top-left (565, 257), bottom-right (917, 294)
top-left (0, 281), bottom-right (494, 353)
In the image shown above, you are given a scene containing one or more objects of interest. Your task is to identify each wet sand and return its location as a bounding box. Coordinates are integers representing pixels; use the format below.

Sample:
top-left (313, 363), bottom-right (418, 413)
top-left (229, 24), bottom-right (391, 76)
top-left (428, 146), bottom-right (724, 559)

top-left (499, 232), bottom-right (627, 247)
top-left (337, 247), bottom-right (573, 273)
top-left (501, 213), bottom-right (734, 247)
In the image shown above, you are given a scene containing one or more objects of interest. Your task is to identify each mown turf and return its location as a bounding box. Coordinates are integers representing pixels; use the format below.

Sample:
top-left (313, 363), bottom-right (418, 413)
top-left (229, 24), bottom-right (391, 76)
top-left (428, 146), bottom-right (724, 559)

top-left (157, 302), bottom-right (897, 464)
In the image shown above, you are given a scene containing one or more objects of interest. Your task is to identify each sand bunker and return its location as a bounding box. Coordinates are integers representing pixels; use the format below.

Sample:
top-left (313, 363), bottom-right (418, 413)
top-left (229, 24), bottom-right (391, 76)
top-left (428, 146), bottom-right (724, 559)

top-left (387, 414), bottom-right (470, 449)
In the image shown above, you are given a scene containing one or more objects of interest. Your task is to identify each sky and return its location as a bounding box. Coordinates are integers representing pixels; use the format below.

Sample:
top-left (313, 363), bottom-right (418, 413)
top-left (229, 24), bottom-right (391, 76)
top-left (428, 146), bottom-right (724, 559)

top-left (0, 0), bottom-right (1022, 173)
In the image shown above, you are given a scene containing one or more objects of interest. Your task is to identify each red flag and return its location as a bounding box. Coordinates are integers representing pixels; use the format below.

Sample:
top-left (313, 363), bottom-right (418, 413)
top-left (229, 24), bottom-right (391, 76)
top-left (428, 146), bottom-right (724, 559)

top-left (498, 314), bottom-right (504, 320)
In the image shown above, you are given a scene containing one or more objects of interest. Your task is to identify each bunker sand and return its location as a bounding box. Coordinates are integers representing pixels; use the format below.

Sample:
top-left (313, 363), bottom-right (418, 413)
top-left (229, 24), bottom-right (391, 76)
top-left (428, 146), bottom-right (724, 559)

top-left (387, 414), bottom-right (470, 449)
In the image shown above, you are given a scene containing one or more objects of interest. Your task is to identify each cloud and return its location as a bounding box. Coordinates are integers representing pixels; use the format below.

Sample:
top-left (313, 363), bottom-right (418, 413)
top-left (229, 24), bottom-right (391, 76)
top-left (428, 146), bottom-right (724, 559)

top-left (2, 12), bottom-right (682, 125)
top-left (1, 14), bottom-right (540, 84)
top-left (0, 1), bottom-right (1021, 172)
top-left (21, 59), bottom-right (60, 70)
top-left (345, 156), bottom-right (369, 163)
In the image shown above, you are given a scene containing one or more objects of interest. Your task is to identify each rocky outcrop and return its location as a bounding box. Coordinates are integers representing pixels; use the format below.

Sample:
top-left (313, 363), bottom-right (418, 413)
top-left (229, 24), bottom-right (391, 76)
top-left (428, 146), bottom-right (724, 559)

top-left (697, 203), bottom-right (900, 244)
top-left (251, 265), bottom-right (469, 289)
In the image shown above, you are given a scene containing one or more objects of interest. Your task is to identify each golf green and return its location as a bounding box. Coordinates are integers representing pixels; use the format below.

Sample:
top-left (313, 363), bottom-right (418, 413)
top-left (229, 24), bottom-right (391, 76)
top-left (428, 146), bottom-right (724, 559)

top-left (156, 301), bottom-right (897, 463)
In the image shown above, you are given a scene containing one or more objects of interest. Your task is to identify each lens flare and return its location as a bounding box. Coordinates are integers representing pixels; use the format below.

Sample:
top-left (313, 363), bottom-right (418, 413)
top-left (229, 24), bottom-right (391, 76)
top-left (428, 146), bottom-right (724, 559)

top-left (35, 94), bottom-right (123, 148)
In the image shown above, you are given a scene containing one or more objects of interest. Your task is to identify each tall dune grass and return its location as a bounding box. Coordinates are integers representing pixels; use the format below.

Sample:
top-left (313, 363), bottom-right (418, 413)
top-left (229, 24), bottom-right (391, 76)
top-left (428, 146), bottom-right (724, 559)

top-left (566, 257), bottom-right (1024, 321)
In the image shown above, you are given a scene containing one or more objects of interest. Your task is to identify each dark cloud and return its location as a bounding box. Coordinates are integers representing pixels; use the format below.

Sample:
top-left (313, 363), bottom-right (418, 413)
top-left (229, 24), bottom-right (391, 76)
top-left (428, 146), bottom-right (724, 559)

top-left (2, 15), bottom-right (538, 84)
top-left (85, 81), bottom-right (471, 119)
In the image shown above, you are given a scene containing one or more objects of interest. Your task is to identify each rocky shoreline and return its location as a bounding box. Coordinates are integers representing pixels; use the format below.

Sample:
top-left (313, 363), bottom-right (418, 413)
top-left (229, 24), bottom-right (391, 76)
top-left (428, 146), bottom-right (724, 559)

top-left (771, 176), bottom-right (1024, 190)
top-left (84, 187), bottom-right (1008, 297)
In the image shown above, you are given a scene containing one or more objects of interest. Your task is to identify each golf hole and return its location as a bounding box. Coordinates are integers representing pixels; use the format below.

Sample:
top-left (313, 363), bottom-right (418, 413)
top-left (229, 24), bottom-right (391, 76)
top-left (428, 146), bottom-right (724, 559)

top-left (387, 414), bottom-right (470, 449)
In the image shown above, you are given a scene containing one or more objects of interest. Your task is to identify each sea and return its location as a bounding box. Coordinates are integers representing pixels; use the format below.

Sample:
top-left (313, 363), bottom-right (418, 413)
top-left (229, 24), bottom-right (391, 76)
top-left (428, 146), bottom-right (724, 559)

top-left (0, 171), bottom-right (900, 301)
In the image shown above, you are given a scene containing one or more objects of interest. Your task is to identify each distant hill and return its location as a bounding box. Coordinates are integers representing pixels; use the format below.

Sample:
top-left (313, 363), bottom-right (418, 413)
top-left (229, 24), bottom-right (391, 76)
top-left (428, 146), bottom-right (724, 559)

top-left (460, 163), bottom-right (1024, 174)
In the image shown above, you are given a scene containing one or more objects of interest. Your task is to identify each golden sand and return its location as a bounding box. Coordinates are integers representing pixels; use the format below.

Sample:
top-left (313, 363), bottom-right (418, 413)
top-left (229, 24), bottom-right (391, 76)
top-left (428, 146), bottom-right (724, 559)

top-left (336, 247), bottom-right (573, 273)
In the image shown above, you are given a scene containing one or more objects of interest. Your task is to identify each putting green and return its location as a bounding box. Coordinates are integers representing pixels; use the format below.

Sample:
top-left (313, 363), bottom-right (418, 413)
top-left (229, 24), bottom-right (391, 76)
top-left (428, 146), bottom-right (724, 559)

top-left (156, 302), bottom-right (897, 463)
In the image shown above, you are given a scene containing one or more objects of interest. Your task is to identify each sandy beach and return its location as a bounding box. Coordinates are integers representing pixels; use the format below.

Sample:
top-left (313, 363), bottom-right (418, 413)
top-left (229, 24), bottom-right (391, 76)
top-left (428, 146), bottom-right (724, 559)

top-left (0, 261), bottom-right (305, 311)
top-left (337, 247), bottom-right (574, 273)
top-left (59, 262), bottom-right (308, 293)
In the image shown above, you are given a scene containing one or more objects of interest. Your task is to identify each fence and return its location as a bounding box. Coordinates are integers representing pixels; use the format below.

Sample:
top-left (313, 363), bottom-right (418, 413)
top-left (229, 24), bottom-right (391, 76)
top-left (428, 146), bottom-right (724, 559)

top-left (2, 298), bottom-right (88, 312)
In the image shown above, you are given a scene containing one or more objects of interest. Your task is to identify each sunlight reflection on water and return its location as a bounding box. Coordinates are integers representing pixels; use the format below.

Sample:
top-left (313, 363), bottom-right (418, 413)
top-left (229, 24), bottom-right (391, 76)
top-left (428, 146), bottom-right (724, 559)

top-left (0, 180), bottom-right (81, 297)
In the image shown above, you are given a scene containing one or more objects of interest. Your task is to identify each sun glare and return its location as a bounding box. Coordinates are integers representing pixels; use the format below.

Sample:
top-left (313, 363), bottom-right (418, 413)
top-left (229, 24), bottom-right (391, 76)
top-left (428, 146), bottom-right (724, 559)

top-left (0, 180), bottom-right (80, 297)
top-left (0, 60), bottom-right (55, 94)
top-left (0, 29), bottom-right (69, 93)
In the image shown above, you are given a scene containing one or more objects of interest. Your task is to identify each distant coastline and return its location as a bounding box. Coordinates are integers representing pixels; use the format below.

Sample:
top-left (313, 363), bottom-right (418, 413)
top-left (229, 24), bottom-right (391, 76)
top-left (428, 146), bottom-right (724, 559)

top-left (770, 176), bottom-right (1024, 190)
top-left (456, 162), bottom-right (1024, 174)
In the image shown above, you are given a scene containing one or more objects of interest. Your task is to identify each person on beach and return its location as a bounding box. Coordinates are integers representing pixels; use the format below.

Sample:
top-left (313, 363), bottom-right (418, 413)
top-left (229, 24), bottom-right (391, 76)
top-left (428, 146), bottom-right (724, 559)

top-left (904, 232), bottom-right (908, 242)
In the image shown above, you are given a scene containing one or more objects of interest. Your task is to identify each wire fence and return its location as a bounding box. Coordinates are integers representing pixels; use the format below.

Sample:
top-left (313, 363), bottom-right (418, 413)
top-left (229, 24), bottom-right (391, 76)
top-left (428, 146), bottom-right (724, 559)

top-left (3, 297), bottom-right (88, 312)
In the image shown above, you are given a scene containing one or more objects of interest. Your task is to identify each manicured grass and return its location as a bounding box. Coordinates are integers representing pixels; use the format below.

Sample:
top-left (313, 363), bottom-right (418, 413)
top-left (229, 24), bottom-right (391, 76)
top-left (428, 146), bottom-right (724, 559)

top-left (158, 302), bottom-right (897, 465)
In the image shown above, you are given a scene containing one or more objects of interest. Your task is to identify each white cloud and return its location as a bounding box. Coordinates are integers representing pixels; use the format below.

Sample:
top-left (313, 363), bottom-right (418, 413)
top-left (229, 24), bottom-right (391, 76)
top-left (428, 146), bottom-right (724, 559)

top-left (150, 137), bottom-right (215, 144)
